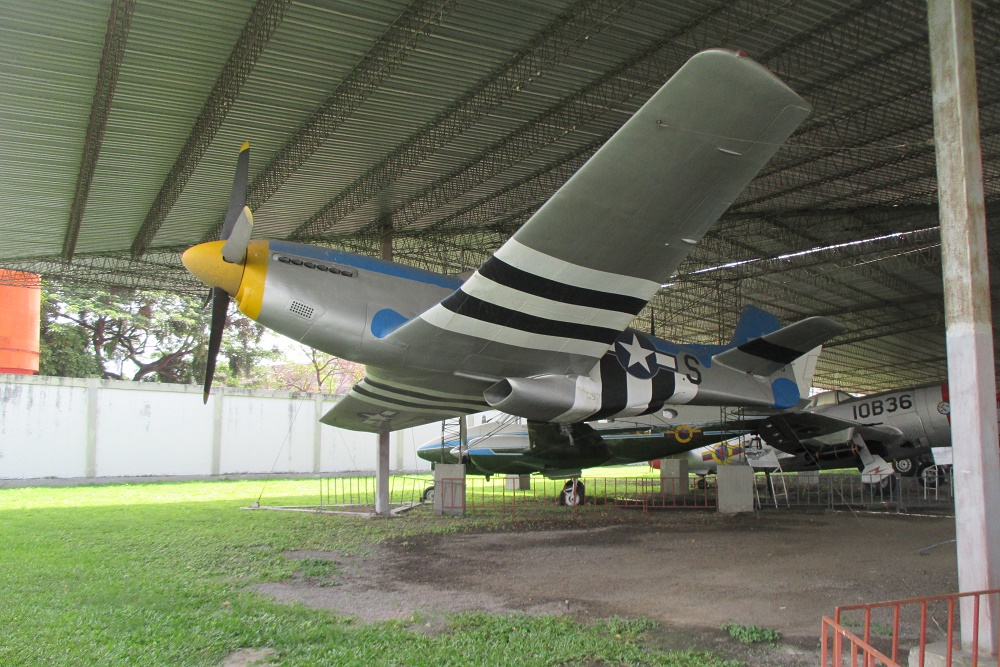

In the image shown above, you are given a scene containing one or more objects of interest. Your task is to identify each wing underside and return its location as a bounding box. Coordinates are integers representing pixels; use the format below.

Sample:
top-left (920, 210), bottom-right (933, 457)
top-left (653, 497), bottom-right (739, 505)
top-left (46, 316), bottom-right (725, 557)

top-left (758, 412), bottom-right (900, 455)
top-left (320, 369), bottom-right (489, 433)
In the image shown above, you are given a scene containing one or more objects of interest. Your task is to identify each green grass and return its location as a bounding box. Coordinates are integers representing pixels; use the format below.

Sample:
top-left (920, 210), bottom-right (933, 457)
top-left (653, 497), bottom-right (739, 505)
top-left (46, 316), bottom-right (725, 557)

top-left (0, 479), bottom-right (736, 666)
top-left (721, 622), bottom-right (782, 644)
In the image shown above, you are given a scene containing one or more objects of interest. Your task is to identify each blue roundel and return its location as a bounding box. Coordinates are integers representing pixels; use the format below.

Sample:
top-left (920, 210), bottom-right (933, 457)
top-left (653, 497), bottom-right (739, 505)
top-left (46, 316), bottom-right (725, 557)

top-left (614, 331), bottom-right (659, 379)
top-left (771, 377), bottom-right (801, 409)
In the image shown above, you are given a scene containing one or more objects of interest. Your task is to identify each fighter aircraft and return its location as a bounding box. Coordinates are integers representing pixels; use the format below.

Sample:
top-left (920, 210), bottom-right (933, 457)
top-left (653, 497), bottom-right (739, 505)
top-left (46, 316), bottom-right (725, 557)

top-left (182, 49), bottom-right (843, 443)
top-left (653, 383), bottom-right (958, 485)
top-left (752, 383), bottom-right (955, 481)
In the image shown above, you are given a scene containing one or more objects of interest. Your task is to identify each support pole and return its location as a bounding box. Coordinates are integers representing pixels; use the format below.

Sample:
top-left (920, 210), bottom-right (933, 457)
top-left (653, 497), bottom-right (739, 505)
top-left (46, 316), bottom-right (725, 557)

top-left (375, 430), bottom-right (390, 515)
top-left (928, 0), bottom-right (1000, 654)
top-left (372, 210), bottom-right (395, 516)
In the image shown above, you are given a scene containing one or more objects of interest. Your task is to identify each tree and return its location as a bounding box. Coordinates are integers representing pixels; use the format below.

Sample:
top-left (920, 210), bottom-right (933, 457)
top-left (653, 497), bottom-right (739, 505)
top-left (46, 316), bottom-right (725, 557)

top-left (39, 283), bottom-right (278, 385)
top-left (264, 345), bottom-right (364, 394)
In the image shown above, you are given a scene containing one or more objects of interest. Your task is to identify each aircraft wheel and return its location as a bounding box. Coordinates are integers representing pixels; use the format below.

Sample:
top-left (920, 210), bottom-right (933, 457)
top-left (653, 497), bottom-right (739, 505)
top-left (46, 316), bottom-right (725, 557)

top-left (558, 480), bottom-right (586, 507)
top-left (863, 474), bottom-right (895, 494)
top-left (918, 466), bottom-right (946, 490)
top-left (696, 476), bottom-right (707, 489)
top-left (422, 485), bottom-right (435, 503)
top-left (892, 457), bottom-right (917, 476)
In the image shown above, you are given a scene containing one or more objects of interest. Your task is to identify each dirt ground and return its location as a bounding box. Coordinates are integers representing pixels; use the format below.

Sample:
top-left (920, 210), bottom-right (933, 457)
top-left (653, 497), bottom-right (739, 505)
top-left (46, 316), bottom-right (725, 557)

top-left (254, 508), bottom-right (957, 665)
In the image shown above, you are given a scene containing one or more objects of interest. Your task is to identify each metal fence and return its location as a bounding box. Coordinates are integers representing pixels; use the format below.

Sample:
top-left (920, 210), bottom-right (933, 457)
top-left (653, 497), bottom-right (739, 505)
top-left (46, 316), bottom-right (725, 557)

top-left (755, 468), bottom-right (954, 512)
top-left (826, 588), bottom-right (1000, 667)
top-left (461, 475), bottom-right (716, 513)
top-left (297, 467), bottom-right (954, 515)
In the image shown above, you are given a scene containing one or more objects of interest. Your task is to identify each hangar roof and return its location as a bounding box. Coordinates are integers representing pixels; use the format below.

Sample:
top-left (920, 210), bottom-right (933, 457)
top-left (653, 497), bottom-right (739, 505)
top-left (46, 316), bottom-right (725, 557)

top-left (2, 0), bottom-right (998, 393)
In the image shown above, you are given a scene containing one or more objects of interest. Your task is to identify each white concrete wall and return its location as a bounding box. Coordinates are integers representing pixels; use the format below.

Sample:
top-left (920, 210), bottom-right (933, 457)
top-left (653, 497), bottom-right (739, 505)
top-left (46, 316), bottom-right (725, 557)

top-left (0, 374), bottom-right (437, 481)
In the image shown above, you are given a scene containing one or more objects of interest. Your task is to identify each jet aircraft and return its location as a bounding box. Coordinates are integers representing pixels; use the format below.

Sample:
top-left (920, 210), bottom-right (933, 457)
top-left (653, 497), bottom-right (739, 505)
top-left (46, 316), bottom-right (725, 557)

top-left (182, 50), bottom-right (843, 449)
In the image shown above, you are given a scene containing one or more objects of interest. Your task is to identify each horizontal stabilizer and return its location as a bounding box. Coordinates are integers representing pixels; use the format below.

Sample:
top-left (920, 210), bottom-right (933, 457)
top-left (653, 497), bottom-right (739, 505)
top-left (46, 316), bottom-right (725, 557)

top-left (712, 316), bottom-right (845, 376)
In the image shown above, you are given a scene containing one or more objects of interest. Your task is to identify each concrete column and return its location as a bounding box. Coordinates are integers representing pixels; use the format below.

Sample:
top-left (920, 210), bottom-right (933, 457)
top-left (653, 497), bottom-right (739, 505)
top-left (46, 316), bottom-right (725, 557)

top-left (717, 465), bottom-right (754, 514)
top-left (659, 457), bottom-right (688, 494)
top-left (85, 379), bottom-right (98, 478)
top-left (211, 390), bottom-right (223, 475)
top-left (312, 395), bottom-right (324, 474)
top-left (375, 430), bottom-right (391, 515)
top-left (928, 0), bottom-right (1000, 654)
top-left (433, 463), bottom-right (466, 516)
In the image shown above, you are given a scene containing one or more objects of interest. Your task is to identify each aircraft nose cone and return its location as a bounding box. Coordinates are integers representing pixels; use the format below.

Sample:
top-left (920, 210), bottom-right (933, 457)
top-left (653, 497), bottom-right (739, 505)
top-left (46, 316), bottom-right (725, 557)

top-left (182, 241), bottom-right (244, 296)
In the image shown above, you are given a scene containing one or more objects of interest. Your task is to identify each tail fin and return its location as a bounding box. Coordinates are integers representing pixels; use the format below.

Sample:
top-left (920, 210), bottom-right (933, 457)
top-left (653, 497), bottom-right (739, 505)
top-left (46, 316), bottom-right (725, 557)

top-left (713, 316), bottom-right (845, 377)
top-left (729, 305), bottom-right (782, 346)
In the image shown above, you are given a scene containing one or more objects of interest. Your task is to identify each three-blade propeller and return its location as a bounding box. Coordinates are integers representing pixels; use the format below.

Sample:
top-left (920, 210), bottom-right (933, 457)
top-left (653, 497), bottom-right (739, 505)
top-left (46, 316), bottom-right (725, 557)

top-left (203, 142), bottom-right (252, 403)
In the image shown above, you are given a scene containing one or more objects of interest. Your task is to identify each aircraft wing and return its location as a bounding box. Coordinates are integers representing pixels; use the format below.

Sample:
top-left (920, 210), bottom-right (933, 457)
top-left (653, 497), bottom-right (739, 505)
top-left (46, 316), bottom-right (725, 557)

top-left (319, 368), bottom-right (489, 432)
top-left (757, 412), bottom-right (903, 455)
top-left (378, 49), bottom-right (811, 382)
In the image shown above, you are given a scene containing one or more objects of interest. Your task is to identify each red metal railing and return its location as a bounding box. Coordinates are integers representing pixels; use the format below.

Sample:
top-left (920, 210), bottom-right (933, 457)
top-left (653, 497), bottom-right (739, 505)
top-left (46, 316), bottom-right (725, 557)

top-left (821, 615), bottom-right (900, 666)
top-left (824, 589), bottom-right (1000, 667)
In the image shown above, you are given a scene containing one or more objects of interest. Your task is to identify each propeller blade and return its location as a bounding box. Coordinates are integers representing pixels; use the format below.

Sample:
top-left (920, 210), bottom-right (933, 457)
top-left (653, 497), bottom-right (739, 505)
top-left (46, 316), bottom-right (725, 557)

top-left (221, 141), bottom-right (250, 240)
top-left (221, 206), bottom-right (254, 264)
top-left (203, 286), bottom-right (229, 403)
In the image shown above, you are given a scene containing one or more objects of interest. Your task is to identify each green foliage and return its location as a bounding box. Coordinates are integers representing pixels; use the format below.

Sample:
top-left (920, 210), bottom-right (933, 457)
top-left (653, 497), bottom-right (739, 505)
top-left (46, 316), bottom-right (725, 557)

top-left (38, 320), bottom-right (103, 377)
top-left (38, 283), bottom-right (278, 385)
top-left (0, 480), bottom-right (738, 666)
top-left (721, 622), bottom-right (781, 644)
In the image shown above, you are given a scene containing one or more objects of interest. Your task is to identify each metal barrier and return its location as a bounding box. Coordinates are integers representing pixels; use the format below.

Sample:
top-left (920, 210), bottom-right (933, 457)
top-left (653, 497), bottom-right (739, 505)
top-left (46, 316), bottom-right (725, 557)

top-left (317, 475), bottom-right (430, 508)
top-left (755, 469), bottom-right (954, 511)
top-left (826, 589), bottom-right (1000, 667)
top-left (462, 475), bottom-right (716, 513)
top-left (821, 615), bottom-right (901, 666)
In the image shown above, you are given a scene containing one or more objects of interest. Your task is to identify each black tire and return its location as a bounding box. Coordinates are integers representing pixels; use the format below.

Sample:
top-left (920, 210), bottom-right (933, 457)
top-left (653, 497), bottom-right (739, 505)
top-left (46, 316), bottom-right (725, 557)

top-left (863, 474), bottom-right (895, 494)
top-left (918, 466), bottom-right (946, 489)
top-left (421, 485), bottom-right (435, 503)
top-left (892, 457), bottom-right (917, 476)
top-left (558, 480), bottom-right (586, 507)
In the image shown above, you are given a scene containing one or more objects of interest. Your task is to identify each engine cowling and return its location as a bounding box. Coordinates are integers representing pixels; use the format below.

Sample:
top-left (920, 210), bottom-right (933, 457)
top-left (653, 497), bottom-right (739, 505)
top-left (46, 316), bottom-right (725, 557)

top-left (483, 375), bottom-right (601, 422)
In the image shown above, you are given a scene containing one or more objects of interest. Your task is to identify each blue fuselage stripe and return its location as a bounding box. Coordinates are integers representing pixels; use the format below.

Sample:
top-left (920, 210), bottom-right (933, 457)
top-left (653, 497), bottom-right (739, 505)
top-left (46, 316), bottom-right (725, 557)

top-left (269, 240), bottom-right (463, 290)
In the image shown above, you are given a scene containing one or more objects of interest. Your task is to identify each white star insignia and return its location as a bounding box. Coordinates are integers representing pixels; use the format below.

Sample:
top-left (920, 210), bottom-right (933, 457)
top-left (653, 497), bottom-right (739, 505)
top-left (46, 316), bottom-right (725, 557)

top-left (618, 334), bottom-right (653, 371)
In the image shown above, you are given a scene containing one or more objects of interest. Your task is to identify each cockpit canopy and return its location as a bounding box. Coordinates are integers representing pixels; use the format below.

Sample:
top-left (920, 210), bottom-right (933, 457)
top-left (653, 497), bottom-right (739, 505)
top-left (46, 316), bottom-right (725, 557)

top-left (805, 389), bottom-right (854, 409)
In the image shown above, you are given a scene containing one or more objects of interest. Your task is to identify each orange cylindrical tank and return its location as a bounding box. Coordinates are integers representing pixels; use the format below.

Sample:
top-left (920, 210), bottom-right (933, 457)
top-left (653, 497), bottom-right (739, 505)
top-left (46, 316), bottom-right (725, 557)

top-left (0, 270), bottom-right (41, 374)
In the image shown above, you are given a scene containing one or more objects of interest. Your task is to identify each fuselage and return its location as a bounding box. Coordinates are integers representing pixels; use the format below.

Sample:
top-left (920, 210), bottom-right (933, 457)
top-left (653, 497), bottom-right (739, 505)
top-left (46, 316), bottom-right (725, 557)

top-left (184, 238), bottom-right (816, 424)
top-left (805, 383), bottom-right (952, 452)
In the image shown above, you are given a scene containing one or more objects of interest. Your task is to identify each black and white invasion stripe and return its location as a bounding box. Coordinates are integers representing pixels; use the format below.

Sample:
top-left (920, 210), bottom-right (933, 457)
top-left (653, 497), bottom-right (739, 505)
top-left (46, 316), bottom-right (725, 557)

top-left (420, 239), bottom-right (660, 359)
top-left (350, 377), bottom-right (486, 417)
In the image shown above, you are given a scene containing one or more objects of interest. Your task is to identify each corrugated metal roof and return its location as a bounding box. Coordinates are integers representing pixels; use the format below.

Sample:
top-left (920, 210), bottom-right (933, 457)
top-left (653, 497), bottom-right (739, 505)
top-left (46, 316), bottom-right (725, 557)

top-left (2, 0), bottom-right (999, 391)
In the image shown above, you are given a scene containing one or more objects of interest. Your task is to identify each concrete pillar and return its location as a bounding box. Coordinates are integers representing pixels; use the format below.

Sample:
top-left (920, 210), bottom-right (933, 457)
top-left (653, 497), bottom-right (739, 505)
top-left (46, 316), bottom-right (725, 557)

top-left (659, 457), bottom-right (688, 494)
top-left (312, 394), bottom-right (323, 474)
top-left (85, 379), bottom-right (98, 478)
top-left (433, 463), bottom-right (466, 516)
top-left (928, 0), bottom-right (1000, 654)
top-left (504, 474), bottom-right (530, 490)
top-left (717, 466), bottom-right (754, 514)
top-left (211, 390), bottom-right (224, 475)
top-left (375, 430), bottom-right (390, 515)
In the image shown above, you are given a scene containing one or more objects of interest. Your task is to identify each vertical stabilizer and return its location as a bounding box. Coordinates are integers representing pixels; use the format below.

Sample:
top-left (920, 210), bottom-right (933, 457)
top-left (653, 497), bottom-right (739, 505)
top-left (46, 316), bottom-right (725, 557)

top-left (730, 305), bottom-right (782, 346)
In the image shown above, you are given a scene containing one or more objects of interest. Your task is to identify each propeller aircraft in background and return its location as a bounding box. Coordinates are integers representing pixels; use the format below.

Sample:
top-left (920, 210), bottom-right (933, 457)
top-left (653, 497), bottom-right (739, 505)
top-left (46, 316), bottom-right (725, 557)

top-left (182, 49), bottom-right (845, 460)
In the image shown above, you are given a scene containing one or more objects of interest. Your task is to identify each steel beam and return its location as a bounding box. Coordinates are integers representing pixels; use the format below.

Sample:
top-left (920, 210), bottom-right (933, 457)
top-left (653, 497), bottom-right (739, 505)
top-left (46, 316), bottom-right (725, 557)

top-left (288, 0), bottom-right (641, 240)
top-left (928, 0), bottom-right (1000, 655)
top-left (129, 0), bottom-right (292, 258)
top-left (62, 0), bottom-right (135, 263)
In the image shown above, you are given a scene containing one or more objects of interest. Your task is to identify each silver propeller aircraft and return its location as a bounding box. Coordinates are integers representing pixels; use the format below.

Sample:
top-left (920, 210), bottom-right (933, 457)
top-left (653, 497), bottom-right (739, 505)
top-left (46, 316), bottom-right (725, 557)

top-left (183, 49), bottom-right (844, 442)
top-left (654, 383), bottom-right (960, 483)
